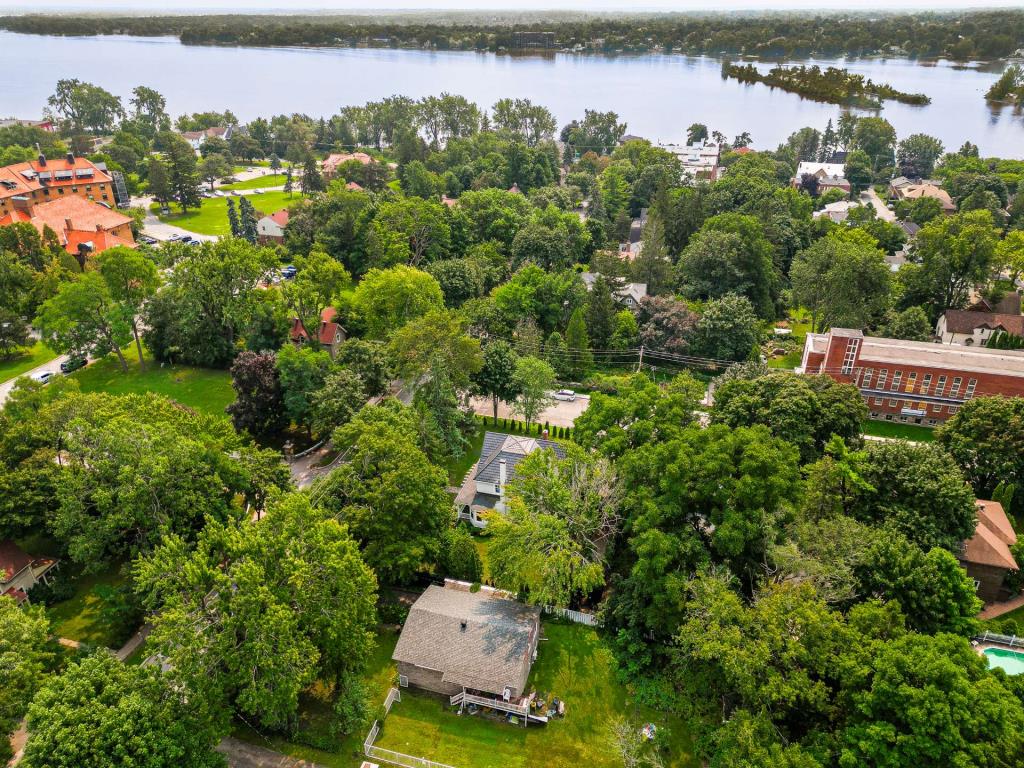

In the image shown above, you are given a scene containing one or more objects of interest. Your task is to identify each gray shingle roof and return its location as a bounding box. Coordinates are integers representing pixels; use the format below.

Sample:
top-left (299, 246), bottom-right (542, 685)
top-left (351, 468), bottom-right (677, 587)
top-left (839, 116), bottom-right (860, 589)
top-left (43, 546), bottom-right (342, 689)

top-left (392, 585), bottom-right (541, 696)
top-left (474, 432), bottom-right (565, 486)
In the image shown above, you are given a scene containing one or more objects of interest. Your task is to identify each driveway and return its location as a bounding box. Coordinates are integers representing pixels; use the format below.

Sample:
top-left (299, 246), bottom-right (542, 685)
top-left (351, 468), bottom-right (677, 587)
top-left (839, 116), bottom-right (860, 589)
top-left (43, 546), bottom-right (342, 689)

top-left (0, 354), bottom-right (69, 405)
top-left (469, 393), bottom-right (590, 428)
top-left (860, 188), bottom-right (897, 222)
top-left (216, 736), bottom-right (328, 768)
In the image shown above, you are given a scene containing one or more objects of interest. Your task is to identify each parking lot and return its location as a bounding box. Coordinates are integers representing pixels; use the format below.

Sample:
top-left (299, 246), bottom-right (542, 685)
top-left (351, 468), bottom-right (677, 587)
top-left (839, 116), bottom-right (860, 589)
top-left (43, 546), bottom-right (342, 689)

top-left (468, 392), bottom-right (590, 428)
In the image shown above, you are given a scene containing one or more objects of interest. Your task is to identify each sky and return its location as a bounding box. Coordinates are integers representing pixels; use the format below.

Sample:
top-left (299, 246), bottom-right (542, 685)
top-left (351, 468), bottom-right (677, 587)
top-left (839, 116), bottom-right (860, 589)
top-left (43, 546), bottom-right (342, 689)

top-left (14, 1), bottom-right (1024, 12)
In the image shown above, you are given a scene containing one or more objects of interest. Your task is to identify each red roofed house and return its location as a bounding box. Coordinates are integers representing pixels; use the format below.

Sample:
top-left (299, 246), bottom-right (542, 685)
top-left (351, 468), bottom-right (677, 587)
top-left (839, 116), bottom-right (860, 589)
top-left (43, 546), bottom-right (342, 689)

top-left (1, 540), bottom-right (59, 606)
top-left (0, 151), bottom-right (115, 216)
top-left (0, 195), bottom-right (136, 265)
top-left (289, 307), bottom-right (346, 359)
top-left (959, 500), bottom-right (1019, 603)
top-left (322, 152), bottom-right (374, 179)
top-left (257, 208), bottom-right (289, 244)
top-left (345, 181), bottom-right (363, 192)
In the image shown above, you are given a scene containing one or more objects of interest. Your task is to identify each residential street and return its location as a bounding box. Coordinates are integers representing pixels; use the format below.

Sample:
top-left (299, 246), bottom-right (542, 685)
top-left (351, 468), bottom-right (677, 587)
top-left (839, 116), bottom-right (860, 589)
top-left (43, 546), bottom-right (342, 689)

top-left (0, 355), bottom-right (69, 405)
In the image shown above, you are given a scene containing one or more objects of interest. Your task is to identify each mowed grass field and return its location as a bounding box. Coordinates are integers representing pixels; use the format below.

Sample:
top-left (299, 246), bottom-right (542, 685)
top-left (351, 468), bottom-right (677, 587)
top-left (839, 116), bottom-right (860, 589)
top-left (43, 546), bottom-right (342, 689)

top-left (0, 342), bottom-right (58, 384)
top-left (154, 190), bottom-right (302, 236)
top-left (374, 623), bottom-right (696, 768)
top-left (71, 348), bottom-right (234, 418)
top-left (220, 173), bottom-right (289, 190)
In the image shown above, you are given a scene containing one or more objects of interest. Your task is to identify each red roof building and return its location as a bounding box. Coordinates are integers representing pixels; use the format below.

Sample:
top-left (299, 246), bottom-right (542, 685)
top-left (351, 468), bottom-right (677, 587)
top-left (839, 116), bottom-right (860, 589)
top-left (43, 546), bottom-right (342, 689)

top-left (289, 307), bottom-right (347, 358)
top-left (0, 153), bottom-right (114, 215)
top-left (0, 540), bottom-right (58, 606)
top-left (959, 500), bottom-right (1019, 603)
top-left (0, 195), bottom-right (135, 260)
top-left (322, 152), bottom-right (374, 179)
top-left (799, 328), bottom-right (1024, 427)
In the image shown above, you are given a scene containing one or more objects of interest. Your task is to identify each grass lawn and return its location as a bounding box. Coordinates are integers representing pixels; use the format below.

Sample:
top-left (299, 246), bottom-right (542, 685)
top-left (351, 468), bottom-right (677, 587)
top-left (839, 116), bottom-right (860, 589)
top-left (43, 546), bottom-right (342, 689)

top-left (220, 173), bottom-right (289, 190)
top-left (861, 419), bottom-right (935, 442)
top-left (71, 348), bottom-right (234, 418)
top-left (154, 190), bottom-right (304, 236)
top-left (767, 310), bottom-right (812, 370)
top-left (232, 630), bottom-right (401, 766)
top-left (0, 342), bottom-right (58, 384)
top-left (46, 563), bottom-right (130, 649)
top-left (374, 622), bottom-right (696, 768)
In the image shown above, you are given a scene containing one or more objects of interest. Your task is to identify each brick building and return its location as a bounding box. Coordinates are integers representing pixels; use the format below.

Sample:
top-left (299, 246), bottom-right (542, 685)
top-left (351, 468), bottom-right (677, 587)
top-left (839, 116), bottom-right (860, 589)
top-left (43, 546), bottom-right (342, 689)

top-left (799, 328), bottom-right (1024, 426)
top-left (0, 152), bottom-right (114, 216)
top-left (959, 500), bottom-right (1018, 603)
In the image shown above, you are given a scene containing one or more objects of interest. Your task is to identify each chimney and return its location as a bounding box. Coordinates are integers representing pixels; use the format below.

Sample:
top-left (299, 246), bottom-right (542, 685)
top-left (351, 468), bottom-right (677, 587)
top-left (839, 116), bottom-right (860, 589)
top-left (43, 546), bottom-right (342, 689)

top-left (96, 223), bottom-right (103, 232)
top-left (498, 458), bottom-right (507, 506)
top-left (37, 152), bottom-right (46, 167)
top-left (11, 196), bottom-right (31, 215)
top-left (66, 151), bottom-right (75, 165)
top-left (65, 218), bottom-right (73, 233)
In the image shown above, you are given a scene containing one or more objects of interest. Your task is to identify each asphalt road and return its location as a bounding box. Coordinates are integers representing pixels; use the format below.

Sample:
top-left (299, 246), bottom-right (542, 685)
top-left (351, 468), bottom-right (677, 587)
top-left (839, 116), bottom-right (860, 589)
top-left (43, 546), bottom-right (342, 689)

top-left (0, 353), bottom-right (69, 404)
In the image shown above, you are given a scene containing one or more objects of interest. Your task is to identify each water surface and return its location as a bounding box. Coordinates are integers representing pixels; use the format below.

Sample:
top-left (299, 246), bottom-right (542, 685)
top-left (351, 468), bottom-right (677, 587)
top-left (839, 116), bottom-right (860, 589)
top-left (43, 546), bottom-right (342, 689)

top-left (2, 31), bottom-right (1021, 156)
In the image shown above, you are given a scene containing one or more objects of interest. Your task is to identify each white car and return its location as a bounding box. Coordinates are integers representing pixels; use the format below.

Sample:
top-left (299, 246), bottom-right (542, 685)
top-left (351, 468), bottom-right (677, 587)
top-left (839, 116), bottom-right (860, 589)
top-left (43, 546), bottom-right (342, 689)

top-left (30, 371), bottom-right (55, 385)
top-left (553, 389), bottom-right (576, 402)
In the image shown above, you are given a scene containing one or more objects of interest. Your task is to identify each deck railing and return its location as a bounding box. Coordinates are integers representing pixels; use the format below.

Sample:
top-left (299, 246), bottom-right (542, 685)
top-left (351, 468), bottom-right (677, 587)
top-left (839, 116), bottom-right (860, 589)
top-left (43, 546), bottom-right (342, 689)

top-left (449, 691), bottom-right (530, 717)
top-left (977, 630), bottom-right (1024, 649)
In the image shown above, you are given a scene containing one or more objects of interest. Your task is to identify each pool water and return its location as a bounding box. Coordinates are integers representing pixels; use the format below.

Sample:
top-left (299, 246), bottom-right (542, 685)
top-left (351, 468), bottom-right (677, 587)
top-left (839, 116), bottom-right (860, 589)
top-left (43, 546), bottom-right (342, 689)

top-left (983, 647), bottom-right (1024, 675)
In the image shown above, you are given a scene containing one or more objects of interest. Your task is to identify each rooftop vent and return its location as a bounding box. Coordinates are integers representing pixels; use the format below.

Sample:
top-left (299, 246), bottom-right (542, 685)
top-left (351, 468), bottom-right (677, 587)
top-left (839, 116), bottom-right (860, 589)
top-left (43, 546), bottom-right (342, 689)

top-left (460, 620), bottom-right (467, 632)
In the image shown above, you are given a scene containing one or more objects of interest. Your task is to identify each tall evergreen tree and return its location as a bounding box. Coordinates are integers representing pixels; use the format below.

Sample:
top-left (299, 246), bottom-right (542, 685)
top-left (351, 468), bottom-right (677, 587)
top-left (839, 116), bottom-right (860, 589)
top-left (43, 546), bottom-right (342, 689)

top-left (586, 275), bottom-right (617, 350)
top-left (565, 307), bottom-right (593, 380)
top-left (283, 166), bottom-right (294, 196)
top-left (164, 133), bottom-right (202, 213)
top-left (226, 197), bottom-right (241, 238)
top-left (631, 199), bottom-right (673, 296)
top-left (147, 156), bottom-right (171, 205)
top-left (239, 197), bottom-right (258, 244)
top-left (301, 153), bottom-right (324, 195)
top-left (819, 118), bottom-right (837, 161)
top-left (269, 153), bottom-right (281, 173)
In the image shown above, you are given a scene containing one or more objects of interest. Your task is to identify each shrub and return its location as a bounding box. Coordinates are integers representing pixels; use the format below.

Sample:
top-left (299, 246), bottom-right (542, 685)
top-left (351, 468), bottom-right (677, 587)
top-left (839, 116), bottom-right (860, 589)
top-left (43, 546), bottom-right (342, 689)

top-left (441, 527), bottom-right (483, 583)
top-left (377, 598), bottom-right (409, 625)
top-left (27, 578), bottom-right (76, 607)
top-left (330, 674), bottom-right (370, 738)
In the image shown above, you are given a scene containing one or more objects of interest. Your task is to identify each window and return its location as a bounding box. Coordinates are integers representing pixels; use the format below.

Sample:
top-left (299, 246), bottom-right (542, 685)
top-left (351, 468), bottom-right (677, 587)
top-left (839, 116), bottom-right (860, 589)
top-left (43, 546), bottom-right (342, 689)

top-left (889, 399), bottom-right (898, 407)
top-left (920, 374), bottom-right (932, 395)
top-left (861, 368), bottom-right (874, 388)
top-left (927, 419), bottom-right (938, 426)
top-left (841, 338), bottom-right (860, 375)
top-left (873, 397), bottom-right (884, 405)
top-left (890, 371), bottom-right (903, 391)
top-left (399, 675), bottom-right (408, 688)
top-left (876, 369), bottom-right (888, 389)
top-left (950, 377), bottom-right (962, 397)
top-left (905, 372), bottom-right (917, 393)
top-left (935, 375), bottom-right (947, 396)
top-left (948, 405), bottom-right (960, 415)
top-left (58, 188), bottom-right (64, 195)
top-left (899, 415), bottom-right (908, 422)
top-left (965, 378), bottom-right (978, 399)
top-left (885, 414), bottom-right (894, 421)
top-left (101, 194), bottom-right (108, 200)
top-left (932, 403), bottom-right (942, 412)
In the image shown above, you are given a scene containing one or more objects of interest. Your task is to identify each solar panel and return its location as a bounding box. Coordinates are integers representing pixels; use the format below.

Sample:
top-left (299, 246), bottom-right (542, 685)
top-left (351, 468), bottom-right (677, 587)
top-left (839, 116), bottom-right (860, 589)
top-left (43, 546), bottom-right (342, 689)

top-left (37, 171), bottom-right (51, 181)
top-left (74, 169), bottom-right (94, 178)
top-left (20, 169), bottom-right (36, 179)
top-left (54, 171), bottom-right (73, 180)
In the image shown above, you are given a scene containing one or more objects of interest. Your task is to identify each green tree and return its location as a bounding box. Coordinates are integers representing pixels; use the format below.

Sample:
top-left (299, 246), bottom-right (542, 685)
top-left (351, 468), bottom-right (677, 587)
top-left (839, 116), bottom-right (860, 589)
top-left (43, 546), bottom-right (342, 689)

top-left (282, 249), bottom-right (351, 345)
top-left (440, 526), bottom-right (483, 582)
top-left (198, 153), bottom-right (232, 191)
top-left (0, 597), bottom-right (52, 756)
top-left (318, 411), bottom-right (451, 583)
top-left (238, 196), bottom-right (258, 244)
top-left (686, 123), bottom-right (709, 144)
top-left (22, 653), bottom-right (223, 768)
top-left (690, 293), bottom-right (760, 362)
top-left (564, 307), bottom-right (593, 380)
top-left (163, 132), bottom-right (202, 212)
top-left (351, 265), bottom-right (444, 339)
top-left (35, 272), bottom-right (133, 372)
top-left (310, 368), bottom-right (365, 438)
top-left (843, 149), bottom-right (873, 193)
top-left (146, 155), bottom-right (172, 204)
top-left (134, 492), bottom-right (377, 732)
top-left (896, 133), bottom-right (944, 178)
top-left (301, 152), bottom-right (325, 195)
top-left (511, 356), bottom-right (556, 430)
top-left (336, 339), bottom-right (393, 398)
top-left (851, 116), bottom-right (897, 170)
top-left (47, 78), bottom-right (124, 133)
top-left (388, 308), bottom-right (482, 391)
top-left (471, 340), bottom-right (521, 424)
top-left (877, 305), bottom-right (933, 341)
top-left (543, 331), bottom-right (572, 379)
top-left (790, 234), bottom-right (891, 332)
top-left (226, 196), bottom-right (241, 238)
top-left (488, 447), bottom-right (620, 606)
top-left (96, 246), bottom-right (161, 369)
top-left (275, 344), bottom-right (334, 436)
top-left (367, 197), bottom-right (451, 268)
top-left (225, 350), bottom-right (287, 436)
top-left (585, 275), bottom-right (617, 350)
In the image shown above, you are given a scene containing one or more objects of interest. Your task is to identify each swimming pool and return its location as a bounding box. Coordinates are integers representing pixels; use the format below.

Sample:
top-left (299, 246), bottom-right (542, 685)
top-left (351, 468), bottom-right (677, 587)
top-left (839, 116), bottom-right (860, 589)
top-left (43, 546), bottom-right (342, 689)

top-left (983, 647), bottom-right (1024, 675)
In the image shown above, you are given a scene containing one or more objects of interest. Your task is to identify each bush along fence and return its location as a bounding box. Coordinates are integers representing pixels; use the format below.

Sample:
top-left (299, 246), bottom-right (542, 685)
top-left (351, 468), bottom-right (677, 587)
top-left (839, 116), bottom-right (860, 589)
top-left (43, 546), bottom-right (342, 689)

top-left (479, 415), bottom-right (572, 441)
top-left (364, 687), bottom-right (459, 768)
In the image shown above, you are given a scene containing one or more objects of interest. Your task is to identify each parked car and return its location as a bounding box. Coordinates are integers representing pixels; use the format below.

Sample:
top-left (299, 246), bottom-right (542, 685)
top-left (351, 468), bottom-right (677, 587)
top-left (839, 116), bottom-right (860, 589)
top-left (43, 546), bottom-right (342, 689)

top-left (166, 233), bottom-right (183, 242)
top-left (554, 389), bottom-right (576, 402)
top-left (281, 265), bottom-right (298, 279)
top-left (30, 371), bottom-right (55, 385)
top-left (60, 357), bottom-right (87, 374)
top-left (138, 235), bottom-right (157, 245)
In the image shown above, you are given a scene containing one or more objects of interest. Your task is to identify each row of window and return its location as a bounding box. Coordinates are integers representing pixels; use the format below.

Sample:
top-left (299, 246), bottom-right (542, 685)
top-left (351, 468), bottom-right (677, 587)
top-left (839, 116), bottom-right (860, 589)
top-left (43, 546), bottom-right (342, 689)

top-left (871, 396), bottom-right (960, 414)
top-left (870, 412), bottom-right (941, 426)
top-left (858, 367), bottom-right (976, 400)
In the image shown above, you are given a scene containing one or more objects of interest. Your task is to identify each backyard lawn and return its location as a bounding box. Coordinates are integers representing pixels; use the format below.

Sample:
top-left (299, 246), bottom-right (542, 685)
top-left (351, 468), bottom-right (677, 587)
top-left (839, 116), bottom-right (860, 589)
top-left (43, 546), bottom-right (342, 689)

top-left (767, 310), bottom-right (812, 370)
top-left (45, 563), bottom-right (131, 649)
top-left (0, 342), bottom-right (58, 384)
top-left (71, 348), bottom-right (234, 418)
top-left (154, 190), bottom-right (303, 235)
top-left (374, 622), bottom-right (697, 768)
top-left (220, 173), bottom-right (289, 190)
top-left (861, 419), bottom-right (935, 442)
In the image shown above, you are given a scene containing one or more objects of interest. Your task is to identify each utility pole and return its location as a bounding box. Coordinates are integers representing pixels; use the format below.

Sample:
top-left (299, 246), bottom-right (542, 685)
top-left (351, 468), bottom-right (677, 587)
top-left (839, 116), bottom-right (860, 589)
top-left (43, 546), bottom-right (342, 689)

top-left (636, 345), bottom-right (644, 373)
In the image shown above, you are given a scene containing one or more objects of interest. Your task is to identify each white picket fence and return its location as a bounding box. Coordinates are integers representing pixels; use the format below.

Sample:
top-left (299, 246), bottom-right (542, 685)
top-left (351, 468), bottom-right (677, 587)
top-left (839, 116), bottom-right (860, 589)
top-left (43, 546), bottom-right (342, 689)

top-left (543, 605), bottom-right (601, 626)
top-left (364, 688), bottom-right (459, 768)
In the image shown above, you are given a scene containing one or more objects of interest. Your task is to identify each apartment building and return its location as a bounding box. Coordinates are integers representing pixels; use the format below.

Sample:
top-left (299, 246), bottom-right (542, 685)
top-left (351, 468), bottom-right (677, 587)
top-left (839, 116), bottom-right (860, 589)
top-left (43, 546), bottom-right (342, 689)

top-left (0, 152), bottom-right (114, 216)
top-left (799, 328), bottom-right (1024, 426)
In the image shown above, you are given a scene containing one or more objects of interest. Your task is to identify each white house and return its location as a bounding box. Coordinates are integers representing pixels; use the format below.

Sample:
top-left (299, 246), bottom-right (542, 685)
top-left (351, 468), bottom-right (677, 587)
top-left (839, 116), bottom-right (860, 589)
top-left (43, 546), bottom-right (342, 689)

top-left (794, 161), bottom-right (851, 193)
top-left (256, 209), bottom-right (289, 244)
top-left (454, 432), bottom-right (566, 527)
top-left (661, 142), bottom-right (720, 181)
top-left (580, 271), bottom-right (648, 309)
top-left (813, 200), bottom-right (861, 224)
top-left (179, 126), bottom-right (233, 154)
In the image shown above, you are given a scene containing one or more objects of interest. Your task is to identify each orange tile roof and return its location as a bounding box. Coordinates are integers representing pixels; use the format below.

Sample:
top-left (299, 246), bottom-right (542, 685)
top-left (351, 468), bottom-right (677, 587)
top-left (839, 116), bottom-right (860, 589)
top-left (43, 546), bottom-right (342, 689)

top-left (0, 196), bottom-right (134, 255)
top-left (963, 500), bottom-right (1019, 571)
top-left (0, 155), bottom-right (111, 200)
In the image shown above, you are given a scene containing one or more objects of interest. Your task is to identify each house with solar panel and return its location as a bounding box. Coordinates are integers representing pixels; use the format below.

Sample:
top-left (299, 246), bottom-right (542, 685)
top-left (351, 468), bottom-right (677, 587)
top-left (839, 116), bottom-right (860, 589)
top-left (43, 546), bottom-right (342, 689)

top-left (453, 432), bottom-right (566, 527)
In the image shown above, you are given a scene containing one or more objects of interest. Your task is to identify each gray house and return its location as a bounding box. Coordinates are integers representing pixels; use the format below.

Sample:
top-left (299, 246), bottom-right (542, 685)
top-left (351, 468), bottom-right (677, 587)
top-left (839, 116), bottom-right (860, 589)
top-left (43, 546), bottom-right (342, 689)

top-left (392, 582), bottom-right (541, 706)
top-left (454, 432), bottom-right (566, 527)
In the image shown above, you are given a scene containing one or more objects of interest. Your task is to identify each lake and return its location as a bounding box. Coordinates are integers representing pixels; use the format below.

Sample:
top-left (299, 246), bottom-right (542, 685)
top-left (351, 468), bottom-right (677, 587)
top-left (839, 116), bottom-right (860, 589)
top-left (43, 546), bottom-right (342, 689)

top-left (2, 31), bottom-right (1022, 157)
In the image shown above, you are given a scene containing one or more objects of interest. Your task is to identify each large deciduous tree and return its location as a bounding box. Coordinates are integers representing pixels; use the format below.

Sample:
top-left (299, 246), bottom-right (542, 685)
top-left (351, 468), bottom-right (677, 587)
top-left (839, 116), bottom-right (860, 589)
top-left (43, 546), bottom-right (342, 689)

top-left (96, 246), bottom-right (161, 369)
top-left (225, 350), bottom-right (287, 436)
top-left (134, 492), bottom-right (377, 732)
top-left (351, 265), bottom-right (444, 339)
top-left (471, 340), bottom-right (520, 424)
top-left (511, 356), bottom-right (556, 430)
